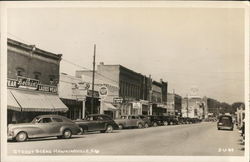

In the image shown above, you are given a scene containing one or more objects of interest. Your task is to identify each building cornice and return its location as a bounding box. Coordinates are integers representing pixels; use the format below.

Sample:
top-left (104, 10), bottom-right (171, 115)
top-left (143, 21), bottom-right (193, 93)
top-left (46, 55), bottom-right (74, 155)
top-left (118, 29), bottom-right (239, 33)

top-left (7, 38), bottom-right (62, 61)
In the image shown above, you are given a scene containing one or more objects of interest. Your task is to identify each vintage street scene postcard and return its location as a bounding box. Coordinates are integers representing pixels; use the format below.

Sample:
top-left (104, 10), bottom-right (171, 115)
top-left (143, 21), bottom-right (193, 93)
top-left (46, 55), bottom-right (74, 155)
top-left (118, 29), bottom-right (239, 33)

top-left (0, 1), bottom-right (249, 162)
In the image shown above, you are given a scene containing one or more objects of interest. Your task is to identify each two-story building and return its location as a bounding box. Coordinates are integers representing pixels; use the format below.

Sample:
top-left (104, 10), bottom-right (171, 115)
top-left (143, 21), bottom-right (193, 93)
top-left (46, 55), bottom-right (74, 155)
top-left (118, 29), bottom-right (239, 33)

top-left (7, 38), bottom-right (68, 124)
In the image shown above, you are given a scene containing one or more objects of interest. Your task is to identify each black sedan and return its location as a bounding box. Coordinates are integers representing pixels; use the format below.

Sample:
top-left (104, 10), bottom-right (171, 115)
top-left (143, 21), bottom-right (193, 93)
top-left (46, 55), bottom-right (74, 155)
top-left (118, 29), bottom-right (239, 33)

top-left (74, 114), bottom-right (119, 133)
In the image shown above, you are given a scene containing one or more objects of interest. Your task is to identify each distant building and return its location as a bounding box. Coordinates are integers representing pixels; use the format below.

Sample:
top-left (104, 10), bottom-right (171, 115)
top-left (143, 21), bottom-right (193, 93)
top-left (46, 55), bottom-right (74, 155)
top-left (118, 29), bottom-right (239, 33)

top-left (7, 38), bottom-right (68, 124)
top-left (151, 80), bottom-right (168, 115)
top-left (181, 96), bottom-right (206, 119)
top-left (76, 62), bottom-right (168, 117)
top-left (167, 93), bottom-right (182, 116)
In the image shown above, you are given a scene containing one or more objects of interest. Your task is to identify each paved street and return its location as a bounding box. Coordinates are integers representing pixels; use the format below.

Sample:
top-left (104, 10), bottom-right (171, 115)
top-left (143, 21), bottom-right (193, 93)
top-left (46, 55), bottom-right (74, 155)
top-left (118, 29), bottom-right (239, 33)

top-left (8, 122), bottom-right (244, 156)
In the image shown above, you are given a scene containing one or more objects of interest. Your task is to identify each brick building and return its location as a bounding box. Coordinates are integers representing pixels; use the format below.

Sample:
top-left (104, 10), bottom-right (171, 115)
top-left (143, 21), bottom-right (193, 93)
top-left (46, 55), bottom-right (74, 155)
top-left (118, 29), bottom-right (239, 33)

top-left (7, 38), bottom-right (68, 124)
top-left (150, 80), bottom-right (168, 115)
top-left (167, 93), bottom-right (182, 116)
top-left (76, 62), bottom-right (163, 117)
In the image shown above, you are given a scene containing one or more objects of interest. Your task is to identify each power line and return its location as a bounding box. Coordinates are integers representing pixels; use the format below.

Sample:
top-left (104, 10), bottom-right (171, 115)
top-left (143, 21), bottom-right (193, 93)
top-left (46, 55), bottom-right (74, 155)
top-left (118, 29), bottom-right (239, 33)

top-left (61, 59), bottom-right (89, 70)
top-left (61, 58), bottom-right (119, 84)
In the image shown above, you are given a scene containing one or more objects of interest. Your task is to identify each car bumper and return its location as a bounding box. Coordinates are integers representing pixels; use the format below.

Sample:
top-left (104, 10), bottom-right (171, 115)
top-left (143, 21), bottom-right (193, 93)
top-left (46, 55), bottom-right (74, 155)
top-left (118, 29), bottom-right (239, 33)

top-left (218, 126), bottom-right (233, 130)
top-left (8, 135), bottom-right (15, 141)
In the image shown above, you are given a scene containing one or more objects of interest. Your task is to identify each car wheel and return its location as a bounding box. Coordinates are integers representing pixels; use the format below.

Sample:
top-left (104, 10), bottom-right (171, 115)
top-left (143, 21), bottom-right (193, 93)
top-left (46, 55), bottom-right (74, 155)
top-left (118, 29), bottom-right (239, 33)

top-left (105, 125), bottom-right (114, 133)
top-left (62, 129), bottom-right (72, 139)
top-left (144, 123), bottom-right (149, 128)
top-left (170, 122), bottom-right (173, 125)
top-left (153, 122), bottom-right (158, 127)
top-left (118, 124), bottom-right (123, 130)
top-left (138, 123), bottom-right (143, 129)
top-left (16, 131), bottom-right (28, 142)
top-left (163, 121), bottom-right (168, 126)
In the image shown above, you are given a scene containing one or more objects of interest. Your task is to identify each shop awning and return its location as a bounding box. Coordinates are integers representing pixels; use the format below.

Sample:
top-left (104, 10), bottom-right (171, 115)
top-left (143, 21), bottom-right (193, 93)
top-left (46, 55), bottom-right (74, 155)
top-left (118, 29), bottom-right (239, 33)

top-left (7, 89), bottom-right (21, 111)
top-left (103, 102), bottom-right (117, 111)
top-left (8, 89), bottom-right (68, 112)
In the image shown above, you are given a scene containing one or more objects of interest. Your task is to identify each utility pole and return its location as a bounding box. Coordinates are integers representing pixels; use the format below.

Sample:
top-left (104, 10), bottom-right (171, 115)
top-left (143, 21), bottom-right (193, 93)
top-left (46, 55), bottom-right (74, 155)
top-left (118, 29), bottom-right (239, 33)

top-left (91, 44), bottom-right (96, 114)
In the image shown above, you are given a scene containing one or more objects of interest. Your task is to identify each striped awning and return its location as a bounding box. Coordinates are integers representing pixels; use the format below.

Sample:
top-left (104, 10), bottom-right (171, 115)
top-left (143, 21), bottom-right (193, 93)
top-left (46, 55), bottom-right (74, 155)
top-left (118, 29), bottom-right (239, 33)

top-left (7, 89), bottom-right (21, 111)
top-left (8, 89), bottom-right (68, 112)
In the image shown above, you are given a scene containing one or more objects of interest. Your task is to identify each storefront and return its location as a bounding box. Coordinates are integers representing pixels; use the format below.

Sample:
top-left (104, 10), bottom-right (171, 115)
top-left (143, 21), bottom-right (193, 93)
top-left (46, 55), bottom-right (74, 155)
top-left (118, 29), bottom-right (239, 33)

top-left (7, 78), bottom-right (68, 124)
top-left (152, 104), bottom-right (167, 116)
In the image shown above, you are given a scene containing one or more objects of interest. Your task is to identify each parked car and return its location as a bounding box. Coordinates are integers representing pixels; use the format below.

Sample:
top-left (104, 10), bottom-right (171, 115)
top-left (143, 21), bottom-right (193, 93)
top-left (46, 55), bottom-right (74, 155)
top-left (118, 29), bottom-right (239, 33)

top-left (168, 116), bottom-right (179, 125)
top-left (138, 115), bottom-right (151, 128)
top-left (147, 115), bottom-right (162, 127)
top-left (217, 115), bottom-right (234, 131)
top-left (7, 115), bottom-right (82, 142)
top-left (74, 114), bottom-right (119, 133)
top-left (178, 117), bottom-right (190, 124)
top-left (114, 115), bottom-right (146, 129)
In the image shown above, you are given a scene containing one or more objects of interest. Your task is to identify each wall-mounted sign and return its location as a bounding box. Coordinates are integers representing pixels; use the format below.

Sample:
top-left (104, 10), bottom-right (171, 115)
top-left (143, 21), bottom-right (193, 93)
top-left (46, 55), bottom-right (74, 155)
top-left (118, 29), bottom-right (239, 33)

top-left (133, 102), bottom-right (141, 109)
top-left (7, 79), bottom-right (18, 88)
top-left (17, 76), bottom-right (39, 89)
top-left (37, 84), bottom-right (57, 93)
top-left (87, 90), bottom-right (99, 98)
top-left (78, 82), bottom-right (90, 90)
top-left (113, 97), bottom-right (123, 104)
top-left (7, 77), bottom-right (57, 93)
top-left (99, 86), bottom-right (108, 97)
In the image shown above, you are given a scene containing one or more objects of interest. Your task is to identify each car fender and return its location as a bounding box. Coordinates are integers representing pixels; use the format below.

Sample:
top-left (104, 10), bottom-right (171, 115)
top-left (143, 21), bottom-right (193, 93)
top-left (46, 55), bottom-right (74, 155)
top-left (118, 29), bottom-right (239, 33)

top-left (59, 126), bottom-right (72, 134)
top-left (12, 126), bottom-right (42, 138)
top-left (76, 123), bottom-right (88, 131)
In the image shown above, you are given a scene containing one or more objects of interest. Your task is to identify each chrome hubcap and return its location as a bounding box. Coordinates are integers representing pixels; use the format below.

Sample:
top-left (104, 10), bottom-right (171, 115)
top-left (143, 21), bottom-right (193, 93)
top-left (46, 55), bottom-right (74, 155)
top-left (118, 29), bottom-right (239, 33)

top-left (107, 126), bottom-right (113, 132)
top-left (64, 131), bottom-right (71, 137)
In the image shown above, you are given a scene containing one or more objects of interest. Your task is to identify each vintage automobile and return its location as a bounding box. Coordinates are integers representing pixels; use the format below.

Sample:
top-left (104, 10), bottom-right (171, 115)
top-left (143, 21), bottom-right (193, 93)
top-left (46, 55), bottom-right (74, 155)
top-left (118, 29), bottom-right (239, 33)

top-left (74, 114), bottom-right (119, 133)
top-left (114, 115), bottom-right (146, 129)
top-left (7, 115), bottom-right (82, 142)
top-left (217, 115), bottom-right (234, 131)
top-left (178, 117), bottom-right (190, 124)
top-left (138, 115), bottom-right (151, 128)
top-left (146, 115), bottom-right (162, 127)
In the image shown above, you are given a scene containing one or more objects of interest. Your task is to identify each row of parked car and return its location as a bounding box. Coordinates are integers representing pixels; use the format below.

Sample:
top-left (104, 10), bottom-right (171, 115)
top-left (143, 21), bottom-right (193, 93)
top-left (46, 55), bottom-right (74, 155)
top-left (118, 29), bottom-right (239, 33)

top-left (7, 114), bottom-right (202, 142)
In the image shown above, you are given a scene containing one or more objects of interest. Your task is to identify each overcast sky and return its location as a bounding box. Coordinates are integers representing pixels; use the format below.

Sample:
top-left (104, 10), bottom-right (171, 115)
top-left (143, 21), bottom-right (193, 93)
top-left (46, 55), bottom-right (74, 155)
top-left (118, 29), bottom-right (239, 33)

top-left (7, 7), bottom-right (245, 104)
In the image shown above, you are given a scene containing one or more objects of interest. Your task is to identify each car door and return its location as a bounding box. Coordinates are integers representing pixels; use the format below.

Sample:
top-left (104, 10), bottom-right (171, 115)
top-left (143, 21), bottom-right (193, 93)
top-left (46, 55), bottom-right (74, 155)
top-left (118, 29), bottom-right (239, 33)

top-left (125, 116), bottom-right (133, 127)
top-left (51, 117), bottom-right (65, 135)
top-left (128, 116), bottom-right (137, 127)
top-left (86, 116), bottom-right (100, 131)
top-left (36, 117), bottom-right (58, 137)
top-left (96, 116), bottom-right (106, 130)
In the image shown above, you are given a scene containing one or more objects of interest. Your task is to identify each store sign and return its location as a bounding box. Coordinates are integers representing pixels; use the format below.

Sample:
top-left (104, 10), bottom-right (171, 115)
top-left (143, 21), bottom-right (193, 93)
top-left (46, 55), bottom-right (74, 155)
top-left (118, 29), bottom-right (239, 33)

top-left (7, 77), bottom-right (58, 93)
top-left (17, 76), bottom-right (39, 89)
top-left (37, 84), bottom-right (57, 93)
top-left (133, 102), bottom-right (141, 109)
top-left (88, 90), bottom-right (99, 98)
top-left (113, 97), bottom-right (123, 104)
top-left (78, 82), bottom-right (90, 90)
top-left (99, 86), bottom-right (108, 97)
top-left (7, 79), bottom-right (18, 88)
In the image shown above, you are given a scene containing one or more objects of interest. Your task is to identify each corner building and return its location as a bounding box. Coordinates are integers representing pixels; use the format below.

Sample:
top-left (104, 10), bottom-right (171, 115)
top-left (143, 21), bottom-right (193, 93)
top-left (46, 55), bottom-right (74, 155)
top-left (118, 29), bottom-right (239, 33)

top-left (7, 38), bottom-right (68, 124)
